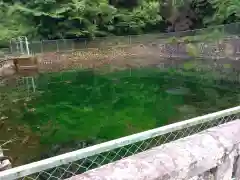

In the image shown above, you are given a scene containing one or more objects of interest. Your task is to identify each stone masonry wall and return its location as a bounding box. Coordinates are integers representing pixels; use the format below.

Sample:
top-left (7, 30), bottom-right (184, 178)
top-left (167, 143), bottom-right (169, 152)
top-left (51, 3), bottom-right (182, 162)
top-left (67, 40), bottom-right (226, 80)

top-left (68, 120), bottom-right (240, 180)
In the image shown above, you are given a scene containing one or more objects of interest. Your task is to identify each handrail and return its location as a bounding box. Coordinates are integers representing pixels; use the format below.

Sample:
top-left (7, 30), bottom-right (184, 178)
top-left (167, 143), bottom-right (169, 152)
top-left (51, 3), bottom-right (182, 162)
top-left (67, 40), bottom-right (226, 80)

top-left (0, 106), bottom-right (240, 180)
top-left (68, 120), bottom-right (240, 180)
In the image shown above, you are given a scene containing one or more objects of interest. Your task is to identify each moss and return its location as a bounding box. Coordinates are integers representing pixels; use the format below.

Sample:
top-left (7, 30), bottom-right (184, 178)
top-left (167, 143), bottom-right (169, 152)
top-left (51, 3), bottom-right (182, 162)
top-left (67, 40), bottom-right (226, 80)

top-left (15, 68), bottom-right (239, 144)
top-left (1, 67), bottom-right (240, 164)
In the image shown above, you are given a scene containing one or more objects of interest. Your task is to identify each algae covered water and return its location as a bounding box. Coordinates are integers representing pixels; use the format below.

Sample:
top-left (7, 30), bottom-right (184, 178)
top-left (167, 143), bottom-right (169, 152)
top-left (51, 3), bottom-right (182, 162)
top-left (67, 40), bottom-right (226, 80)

top-left (1, 67), bottom-right (240, 165)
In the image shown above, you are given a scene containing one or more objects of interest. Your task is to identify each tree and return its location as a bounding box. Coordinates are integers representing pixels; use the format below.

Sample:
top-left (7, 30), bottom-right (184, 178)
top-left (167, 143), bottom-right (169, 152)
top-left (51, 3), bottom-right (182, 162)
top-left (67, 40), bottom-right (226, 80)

top-left (0, 0), bottom-right (162, 42)
top-left (205, 0), bottom-right (240, 24)
top-left (0, 0), bottom-right (239, 44)
top-left (109, 0), bottom-right (140, 8)
top-left (0, 3), bottom-right (35, 47)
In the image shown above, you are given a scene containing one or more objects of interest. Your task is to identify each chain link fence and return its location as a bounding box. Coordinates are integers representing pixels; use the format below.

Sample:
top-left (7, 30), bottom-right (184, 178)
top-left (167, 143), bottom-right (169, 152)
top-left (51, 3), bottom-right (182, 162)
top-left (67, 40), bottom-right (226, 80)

top-left (6, 22), bottom-right (240, 55)
top-left (0, 106), bottom-right (239, 180)
top-left (1, 23), bottom-right (240, 180)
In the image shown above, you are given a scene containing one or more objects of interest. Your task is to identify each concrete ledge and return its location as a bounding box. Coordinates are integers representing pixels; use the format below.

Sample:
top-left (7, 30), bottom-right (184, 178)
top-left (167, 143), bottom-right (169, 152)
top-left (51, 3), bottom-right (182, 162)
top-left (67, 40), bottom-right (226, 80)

top-left (68, 120), bottom-right (240, 180)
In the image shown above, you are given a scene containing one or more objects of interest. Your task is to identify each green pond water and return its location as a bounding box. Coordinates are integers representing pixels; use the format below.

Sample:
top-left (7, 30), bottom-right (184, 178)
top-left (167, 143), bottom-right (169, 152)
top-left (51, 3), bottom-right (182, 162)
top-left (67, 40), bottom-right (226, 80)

top-left (1, 67), bottom-right (240, 166)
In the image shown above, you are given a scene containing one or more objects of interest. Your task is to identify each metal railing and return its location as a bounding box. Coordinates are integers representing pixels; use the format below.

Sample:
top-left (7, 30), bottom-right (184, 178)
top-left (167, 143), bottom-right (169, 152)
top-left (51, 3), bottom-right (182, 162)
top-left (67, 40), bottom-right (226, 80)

top-left (68, 120), bottom-right (240, 180)
top-left (0, 106), bottom-right (239, 180)
top-left (1, 22), bottom-right (240, 180)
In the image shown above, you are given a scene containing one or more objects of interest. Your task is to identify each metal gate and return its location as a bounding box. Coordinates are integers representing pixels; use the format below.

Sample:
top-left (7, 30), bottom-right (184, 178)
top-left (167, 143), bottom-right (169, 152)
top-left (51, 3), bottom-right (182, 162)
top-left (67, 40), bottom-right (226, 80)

top-left (9, 36), bottom-right (30, 56)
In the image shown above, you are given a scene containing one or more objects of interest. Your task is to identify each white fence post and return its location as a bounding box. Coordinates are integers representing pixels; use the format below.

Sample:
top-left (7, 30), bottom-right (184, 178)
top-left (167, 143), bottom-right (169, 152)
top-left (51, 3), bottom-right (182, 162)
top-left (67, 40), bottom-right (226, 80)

top-left (41, 40), bottom-right (43, 53)
top-left (72, 39), bottom-right (75, 51)
top-left (56, 40), bottom-right (59, 52)
top-left (18, 37), bottom-right (23, 54)
top-left (25, 36), bottom-right (30, 55)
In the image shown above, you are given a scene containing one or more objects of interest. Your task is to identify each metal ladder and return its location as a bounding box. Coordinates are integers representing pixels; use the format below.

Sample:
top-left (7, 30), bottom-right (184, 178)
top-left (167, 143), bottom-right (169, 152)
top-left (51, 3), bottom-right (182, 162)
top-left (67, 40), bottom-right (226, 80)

top-left (10, 36), bottom-right (37, 93)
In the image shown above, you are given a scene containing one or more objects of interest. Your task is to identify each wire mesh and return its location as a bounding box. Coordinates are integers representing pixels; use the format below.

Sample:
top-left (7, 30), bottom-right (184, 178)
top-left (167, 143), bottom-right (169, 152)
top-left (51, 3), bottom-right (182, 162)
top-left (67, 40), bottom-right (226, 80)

top-left (1, 22), bottom-right (240, 180)
top-left (11, 22), bottom-right (240, 55)
top-left (10, 37), bottom-right (30, 56)
top-left (0, 108), bottom-right (239, 180)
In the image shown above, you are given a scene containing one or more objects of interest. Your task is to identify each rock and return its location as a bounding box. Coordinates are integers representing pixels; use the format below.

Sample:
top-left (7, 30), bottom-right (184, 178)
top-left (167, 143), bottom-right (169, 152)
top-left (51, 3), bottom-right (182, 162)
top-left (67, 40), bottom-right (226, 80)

top-left (0, 149), bottom-right (11, 171)
top-left (0, 62), bottom-right (16, 77)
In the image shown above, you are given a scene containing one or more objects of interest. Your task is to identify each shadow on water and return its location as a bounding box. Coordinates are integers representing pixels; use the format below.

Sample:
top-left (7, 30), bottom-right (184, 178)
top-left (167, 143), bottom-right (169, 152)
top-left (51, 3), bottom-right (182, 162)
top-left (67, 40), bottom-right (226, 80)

top-left (1, 67), bottom-right (240, 166)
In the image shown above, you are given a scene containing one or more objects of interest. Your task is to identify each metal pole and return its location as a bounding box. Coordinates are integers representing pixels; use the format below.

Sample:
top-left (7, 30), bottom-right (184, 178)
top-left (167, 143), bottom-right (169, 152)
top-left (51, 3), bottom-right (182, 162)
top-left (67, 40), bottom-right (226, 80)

top-left (16, 43), bottom-right (19, 54)
top-left (129, 36), bottom-right (131, 45)
top-left (41, 41), bottom-right (43, 53)
top-left (18, 37), bottom-right (23, 54)
top-left (25, 37), bottom-right (30, 55)
top-left (26, 77), bottom-right (30, 95)
top-left (31, 77), bottom-right (36, 93)
top-left (64, 39), bottom-right (67, 50)
top-left (9, 40), bottom-right (13, 54)
top-left (56, 40), bottom-right (59, 52)
top-left (72, 40), bottom-right (75, 51)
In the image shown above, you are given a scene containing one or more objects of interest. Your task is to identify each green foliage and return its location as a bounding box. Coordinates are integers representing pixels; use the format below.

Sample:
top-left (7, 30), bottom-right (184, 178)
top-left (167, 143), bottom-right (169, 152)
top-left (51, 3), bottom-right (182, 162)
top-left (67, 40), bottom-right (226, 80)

top-left (0, 4), bottom-right (35, 46)
top-left (186, 43), bottom-right (199, 57)
top-left (206, 0), bottom-right (240, 24)
top-left (0, 0), bottom-right (239, 45)
top-left (20, 70), bottom-right (185, 144)
top-left (165, 28), bottom-right (225, 45)
top-left (0, 89), bottom-right (24, 120)
top-left (114, 1), bottom-right (162, 34)
top-left (166, 36), bottom-right (178, 43)
top-left (0, 0), bottom-right (162, 43)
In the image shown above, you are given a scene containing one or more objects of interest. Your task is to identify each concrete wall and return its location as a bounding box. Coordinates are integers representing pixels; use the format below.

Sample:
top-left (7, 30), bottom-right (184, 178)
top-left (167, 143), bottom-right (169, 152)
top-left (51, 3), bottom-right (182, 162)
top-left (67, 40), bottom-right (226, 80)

top-left (68, 120), bottom-right (240, 180)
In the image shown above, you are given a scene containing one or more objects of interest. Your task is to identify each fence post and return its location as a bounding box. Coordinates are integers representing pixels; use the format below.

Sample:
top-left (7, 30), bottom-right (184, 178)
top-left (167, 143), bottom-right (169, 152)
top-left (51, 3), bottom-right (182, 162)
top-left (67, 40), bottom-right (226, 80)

top-left (64, 39), bottom-right (67, 50)
top-left (56, 40), bottom-right (59, 52)
top-left (72, 40), bottom-right (75, 51)
top-left (18, 37), bottom-right (24, 54)
top-left (129, 36), bottom-right (132, 45)
top-left (9, 40), bottom-right (13, 54)
top-left (41, 40), bottom-right (43, 54)
top-left (25, 37), bottom-right (30, 55)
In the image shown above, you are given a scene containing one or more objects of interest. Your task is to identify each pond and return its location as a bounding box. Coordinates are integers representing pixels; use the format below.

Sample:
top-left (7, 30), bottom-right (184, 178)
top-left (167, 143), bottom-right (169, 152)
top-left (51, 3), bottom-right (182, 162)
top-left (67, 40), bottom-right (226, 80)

top-left (1, 65), bottom-right (240, 166)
